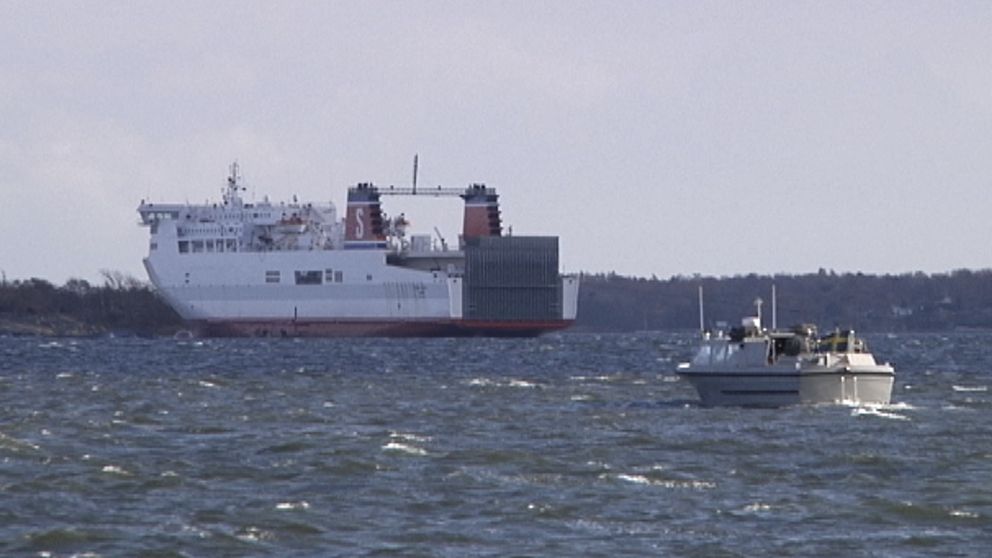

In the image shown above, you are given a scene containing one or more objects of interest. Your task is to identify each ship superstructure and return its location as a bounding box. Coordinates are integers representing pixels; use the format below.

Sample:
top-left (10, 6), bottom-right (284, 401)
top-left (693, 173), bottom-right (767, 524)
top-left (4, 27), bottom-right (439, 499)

top-left (138, 163), bottom-right (578, 337)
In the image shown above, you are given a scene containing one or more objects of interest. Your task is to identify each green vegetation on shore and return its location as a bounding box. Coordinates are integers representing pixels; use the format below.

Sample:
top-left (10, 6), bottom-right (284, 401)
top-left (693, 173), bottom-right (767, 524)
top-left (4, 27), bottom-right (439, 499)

top-left (1, 269), bottom-right (990, 337)
top-left (0, 271), bottom-right (182, 337)
top-left (578, 269), bottom-right (992, 332)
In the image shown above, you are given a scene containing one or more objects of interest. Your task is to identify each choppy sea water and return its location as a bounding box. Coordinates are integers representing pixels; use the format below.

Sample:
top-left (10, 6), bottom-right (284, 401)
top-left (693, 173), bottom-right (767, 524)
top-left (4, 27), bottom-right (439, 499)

top-left (1, 331), bottom-right (990, 557)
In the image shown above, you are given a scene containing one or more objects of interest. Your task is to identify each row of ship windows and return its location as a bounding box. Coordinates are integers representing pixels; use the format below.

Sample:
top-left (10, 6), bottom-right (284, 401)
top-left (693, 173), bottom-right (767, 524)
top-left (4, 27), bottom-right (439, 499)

top-left (177, 240), bottom-right (239, 254)
top-left (179, 227), bottom-right (240, 234)
top-left (265, 269), bottom-right (374, 285)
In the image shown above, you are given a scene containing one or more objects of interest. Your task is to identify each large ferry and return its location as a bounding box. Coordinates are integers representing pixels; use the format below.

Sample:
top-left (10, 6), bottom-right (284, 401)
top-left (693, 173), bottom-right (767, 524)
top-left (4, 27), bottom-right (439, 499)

top-left (138, 162), bottom-right (579, 337)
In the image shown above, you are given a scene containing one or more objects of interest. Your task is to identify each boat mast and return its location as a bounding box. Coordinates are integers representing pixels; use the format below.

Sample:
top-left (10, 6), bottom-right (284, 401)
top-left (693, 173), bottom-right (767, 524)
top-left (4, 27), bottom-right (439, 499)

top-left (771, 283), bottom-right (777, 330)
top-left (412, 154), bottom-right (419, 195)
top-left (698, 285), bottom-right (705, 334)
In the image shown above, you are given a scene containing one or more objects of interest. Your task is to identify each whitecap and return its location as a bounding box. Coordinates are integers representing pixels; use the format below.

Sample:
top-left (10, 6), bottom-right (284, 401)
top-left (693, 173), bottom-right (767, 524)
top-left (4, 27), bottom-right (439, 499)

top-left (198, 380), bottom-right (218, 388)
top-left (389, 432), bottom-right (431, 443)
top-left (467, 378), bottom-right (496, 387)
top-left (101, 465), bottom-right (131, 476)
top-left (574, 375), bottom-right (618, 382)
top-left (508, 379), bottom-right (537, 388)
top-left (949, 509), bottom-right (979, 519)
top-left (275, 501), bottom-right (310, 511)
top-left (743, 502), bottom-right (772, 513)
top-left (0, 432), bottom-right (40, 452)
top-left (616, 473), bottom-right (651, 485)
top-left (382, 442), bottom-right (427, 456)
top-left (613, 473), bottom-right (715, 489)
top-left (55, 372), bottom-right (74, 379)
top-left (236, 526), bottom-right (272, 543)
top-left (952, 385), bottom-right (987, 393)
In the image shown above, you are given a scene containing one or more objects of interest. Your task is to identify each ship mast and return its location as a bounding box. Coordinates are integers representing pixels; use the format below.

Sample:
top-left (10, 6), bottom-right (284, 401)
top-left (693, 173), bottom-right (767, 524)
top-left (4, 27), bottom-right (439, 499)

top-left (224, 161), bottom-right (244, 206)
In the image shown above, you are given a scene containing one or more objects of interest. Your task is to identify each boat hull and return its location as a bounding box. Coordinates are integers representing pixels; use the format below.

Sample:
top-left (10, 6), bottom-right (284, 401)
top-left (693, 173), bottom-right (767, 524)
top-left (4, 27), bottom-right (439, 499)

top-left (680, 367), bottom-right (894, 407)
top-left (190, 318), bottom-right (574, 338)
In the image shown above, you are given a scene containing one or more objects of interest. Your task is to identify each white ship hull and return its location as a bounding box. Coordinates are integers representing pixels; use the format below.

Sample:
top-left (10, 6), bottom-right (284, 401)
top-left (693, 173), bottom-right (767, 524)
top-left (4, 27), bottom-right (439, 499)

top-left (680, 365), bottom-right (894, 407)
top-left (144, 225), bottom-right (578, 337)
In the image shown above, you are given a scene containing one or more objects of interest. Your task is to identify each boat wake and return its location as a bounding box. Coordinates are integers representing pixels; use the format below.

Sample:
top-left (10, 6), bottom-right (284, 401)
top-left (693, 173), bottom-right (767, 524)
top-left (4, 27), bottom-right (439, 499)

top-left (849, 405), bottom-right (911, 421)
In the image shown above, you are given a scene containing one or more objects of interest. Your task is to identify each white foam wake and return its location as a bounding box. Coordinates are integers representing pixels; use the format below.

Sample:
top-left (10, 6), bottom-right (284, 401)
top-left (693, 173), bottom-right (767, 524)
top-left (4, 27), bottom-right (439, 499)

top-left (850, 406), bottom-right (910, 421)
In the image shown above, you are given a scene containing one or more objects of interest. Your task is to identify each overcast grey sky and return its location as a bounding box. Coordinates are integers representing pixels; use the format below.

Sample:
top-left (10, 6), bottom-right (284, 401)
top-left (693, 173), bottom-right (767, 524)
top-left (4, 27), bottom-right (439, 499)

top-left (1, 1), bottom-right (990, 284)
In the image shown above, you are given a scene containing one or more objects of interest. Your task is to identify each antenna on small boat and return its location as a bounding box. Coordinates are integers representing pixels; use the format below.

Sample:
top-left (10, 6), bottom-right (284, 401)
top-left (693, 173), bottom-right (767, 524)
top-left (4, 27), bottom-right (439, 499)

top-left (771, 283), bottom-right (777, 330)
top-left (698, 285), bottom-right (705, 335)
top-left (412, 154), bottom-right (419, 195)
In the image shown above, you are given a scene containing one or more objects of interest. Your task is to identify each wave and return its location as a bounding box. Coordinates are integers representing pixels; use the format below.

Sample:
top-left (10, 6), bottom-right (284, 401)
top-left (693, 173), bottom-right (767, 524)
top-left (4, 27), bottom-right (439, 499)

top-left (610, 473), bottom-right (715, 489)
top-left (389, 432), bottom-right (431, 443)
top-left (101, 464), bottom-right (132, 476)
top-left (952, 385), bottom-right (988, 392)
top-left (382, 442), bottom-right (427, 456)
top-left (467, 378), bottom-right (539, 388)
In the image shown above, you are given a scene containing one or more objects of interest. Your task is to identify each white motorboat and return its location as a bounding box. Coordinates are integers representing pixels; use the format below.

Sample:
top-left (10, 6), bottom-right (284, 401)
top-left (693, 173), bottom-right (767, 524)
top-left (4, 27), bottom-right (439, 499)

top-left (679, 294), bottom-right (894, 407)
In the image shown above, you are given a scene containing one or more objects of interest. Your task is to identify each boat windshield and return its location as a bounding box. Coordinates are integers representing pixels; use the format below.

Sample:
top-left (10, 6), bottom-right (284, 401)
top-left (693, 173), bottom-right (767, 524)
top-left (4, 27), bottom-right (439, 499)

top-left (818, 330), bottom-right (867, 353)
top-left (693, 341), bottom-right (740, 365)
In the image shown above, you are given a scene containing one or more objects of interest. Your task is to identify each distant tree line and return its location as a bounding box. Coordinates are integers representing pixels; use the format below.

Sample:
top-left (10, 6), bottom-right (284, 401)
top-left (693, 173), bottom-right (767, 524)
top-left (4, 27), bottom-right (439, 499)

top-left (576, 269), bottom-right (992, 332)
top-left (2, 268), bottom-right (990, 336)
top-left (0, 270), bottom-right (181, 336)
